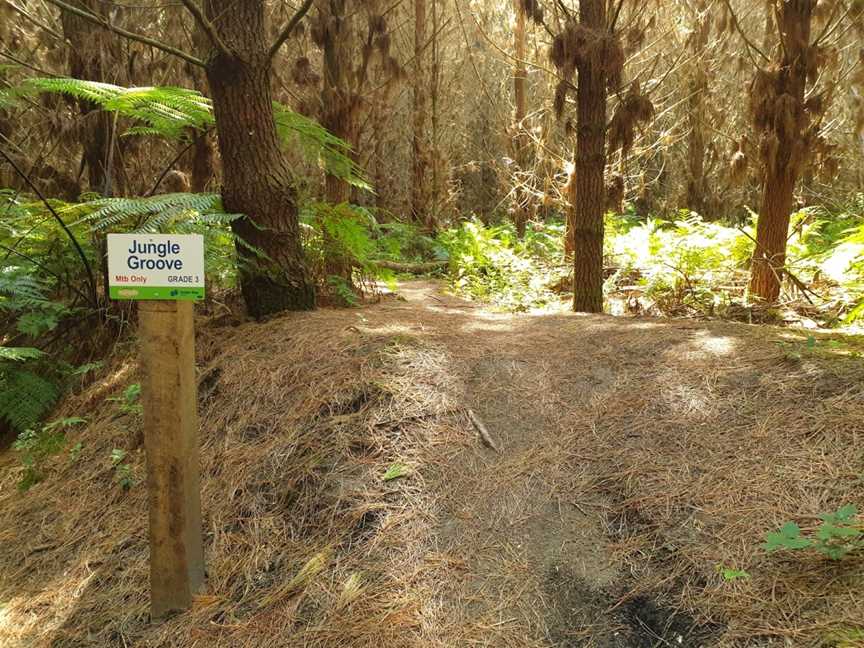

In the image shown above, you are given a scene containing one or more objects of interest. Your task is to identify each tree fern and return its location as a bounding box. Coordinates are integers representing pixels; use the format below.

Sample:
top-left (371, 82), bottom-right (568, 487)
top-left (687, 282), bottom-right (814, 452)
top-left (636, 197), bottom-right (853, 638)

top-left (72, 192), bottom-right (237, 233)
top-left (273, 102), bottom-right (371, 191)
top-left (21, 78), bottom-right (211, 139)
top-left (20, 77), bottom-right (370, 189)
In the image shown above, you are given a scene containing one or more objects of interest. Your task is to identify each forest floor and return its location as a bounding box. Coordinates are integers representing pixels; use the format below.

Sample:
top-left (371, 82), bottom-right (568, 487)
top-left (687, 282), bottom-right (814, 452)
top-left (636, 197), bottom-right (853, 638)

top-left (1, 281), bottom-right (863, 648)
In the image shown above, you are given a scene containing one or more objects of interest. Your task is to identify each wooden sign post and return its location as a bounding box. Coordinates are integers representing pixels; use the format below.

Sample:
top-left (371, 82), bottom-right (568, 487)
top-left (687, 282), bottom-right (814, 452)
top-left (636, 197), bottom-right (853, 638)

top-left (108, 234), bottom-right (206, 619)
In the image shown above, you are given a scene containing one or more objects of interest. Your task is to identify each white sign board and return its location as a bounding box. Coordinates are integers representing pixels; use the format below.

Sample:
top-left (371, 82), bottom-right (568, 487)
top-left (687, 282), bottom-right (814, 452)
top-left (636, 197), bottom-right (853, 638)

top-left (107, 234), bottom-right (205, 301)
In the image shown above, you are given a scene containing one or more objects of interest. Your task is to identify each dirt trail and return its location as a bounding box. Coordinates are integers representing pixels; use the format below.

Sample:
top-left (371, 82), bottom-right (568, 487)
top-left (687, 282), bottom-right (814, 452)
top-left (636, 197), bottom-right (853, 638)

top-left (384, 282), bottom-right (723, 647)
top-left (2, 280), bottom-right (862, 648)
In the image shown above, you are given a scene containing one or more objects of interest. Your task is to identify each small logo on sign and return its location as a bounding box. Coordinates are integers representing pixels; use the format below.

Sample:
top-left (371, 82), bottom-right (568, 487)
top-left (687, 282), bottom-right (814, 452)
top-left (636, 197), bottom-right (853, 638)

top-left (118, 289), bottom-right (139, 298)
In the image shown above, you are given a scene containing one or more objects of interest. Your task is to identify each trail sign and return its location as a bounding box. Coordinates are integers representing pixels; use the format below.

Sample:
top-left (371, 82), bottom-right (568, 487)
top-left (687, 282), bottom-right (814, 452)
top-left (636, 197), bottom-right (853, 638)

top-left (109, 233), bottom-right (206, 619)
top-left (107, 234), bottom-right (205, 301)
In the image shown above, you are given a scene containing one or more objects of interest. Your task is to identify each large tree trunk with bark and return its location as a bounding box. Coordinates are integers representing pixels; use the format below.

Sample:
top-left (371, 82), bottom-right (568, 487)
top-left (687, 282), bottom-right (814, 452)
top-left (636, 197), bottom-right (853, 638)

top-left (204, 0), bottom-right (315, 317)
top-left (749, 0), bottom-right (814, 302)
top-left (572, 0), bottom-right (608, 313)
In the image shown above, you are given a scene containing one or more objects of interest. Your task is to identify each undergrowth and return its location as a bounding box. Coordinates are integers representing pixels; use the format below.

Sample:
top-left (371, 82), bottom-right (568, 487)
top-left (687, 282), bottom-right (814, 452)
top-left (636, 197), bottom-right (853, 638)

top-left (437, 201), bottom-right (864, 324)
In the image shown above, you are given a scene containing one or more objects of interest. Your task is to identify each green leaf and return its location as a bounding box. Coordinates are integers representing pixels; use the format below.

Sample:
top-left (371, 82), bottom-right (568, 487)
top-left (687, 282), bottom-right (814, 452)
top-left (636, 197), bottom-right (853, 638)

top-left (382, 463), bottom-right (410, 482)
top-left (71, 361), bottom-right (103, 376)
top-left (719, 567), bottom-right (751, 581)
top-left (763, 521), bottom-right (812, 552)
top-left (817, 523), bottom-right (861, 541)
top-left (834, 504), bottom-right (859, 522)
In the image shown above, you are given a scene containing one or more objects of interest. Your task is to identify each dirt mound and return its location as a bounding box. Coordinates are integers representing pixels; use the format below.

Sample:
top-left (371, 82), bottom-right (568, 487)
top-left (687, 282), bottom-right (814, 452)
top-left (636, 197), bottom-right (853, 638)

top-left (1, 281), bottom-right (863, 647)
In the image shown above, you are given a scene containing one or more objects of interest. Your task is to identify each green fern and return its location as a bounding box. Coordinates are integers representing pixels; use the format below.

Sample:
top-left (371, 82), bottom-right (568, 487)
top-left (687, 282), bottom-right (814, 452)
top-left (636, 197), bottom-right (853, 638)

top-left (71, 192), bottom-right (238, 233)
top-left (0, 347), bottom-right (44, 362)
top-left (20, 77), bottom-right (370, 188)
top-left (273, 102), bottom-right (371, 191)
top-left (0, 369), bottom-right (59, 432)
top-left (0, 273), bottom-right (46, 304)
top-left (21, 78), bottom-right (211, 139)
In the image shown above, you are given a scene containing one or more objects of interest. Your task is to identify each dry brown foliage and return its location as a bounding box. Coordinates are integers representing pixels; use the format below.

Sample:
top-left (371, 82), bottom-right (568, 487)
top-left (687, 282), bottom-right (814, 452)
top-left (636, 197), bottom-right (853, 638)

top-left (2, 284), bottom-right (862, 647)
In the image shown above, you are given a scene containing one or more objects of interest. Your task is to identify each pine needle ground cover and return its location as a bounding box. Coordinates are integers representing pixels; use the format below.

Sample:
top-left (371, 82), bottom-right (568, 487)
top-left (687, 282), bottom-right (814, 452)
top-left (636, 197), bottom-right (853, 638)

top-left (1, 282), bottom-right (862, 647)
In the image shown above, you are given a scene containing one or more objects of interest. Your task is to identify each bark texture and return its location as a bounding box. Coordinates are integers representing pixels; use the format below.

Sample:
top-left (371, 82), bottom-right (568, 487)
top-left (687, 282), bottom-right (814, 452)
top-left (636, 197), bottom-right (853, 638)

top-left (204, 0), bottom-right (315, 316)
top-left (572, 0), bottom-right (608, 313)
top-left (749, 0), bottom-right (814, 302)
top-left (412, 0), bottom-right (432, 229)
top-left (512, 0), bottom-right (529, 238)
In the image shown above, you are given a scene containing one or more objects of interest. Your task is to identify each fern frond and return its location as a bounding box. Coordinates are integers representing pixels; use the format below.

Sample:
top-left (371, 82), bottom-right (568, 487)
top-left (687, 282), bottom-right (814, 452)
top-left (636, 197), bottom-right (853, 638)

top-left (22, 78), bottom-right (213, 139)
top-left (273, 102), bottom-right (372, 192)
top-left (0, 273), bottom-right (46, 303)
top-left (18, 77), bottom-right (374, 189)
top-left (73, 193), bottom-right (237, 233)
top-left (0, 370), bottom-right (59, 432)
top-left (0, 347), bottom-right (44, 362)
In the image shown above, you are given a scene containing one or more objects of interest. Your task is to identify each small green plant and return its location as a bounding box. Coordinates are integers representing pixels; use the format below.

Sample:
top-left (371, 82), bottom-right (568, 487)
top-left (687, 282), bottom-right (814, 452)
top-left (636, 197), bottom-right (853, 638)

top-left (382, 463), bottom-right (410, 482)
top-left (716, 565), bottom-right (751, 581)
top-left (13, 417), bottom-right (86, 491)
top-left (110, 448), bottom-right (136, 490)
top-left (110, 383), bottom-right (142, 416)
top-left (68, 441), bottom-right (83, 462)
top-left (327, 275), bottom-right (360, 307)
top-left (777, 335), bottom-right (817, 360)
top-left (825, 627), bottom-right (864, 647)
top-left (763, 505), bottom-right (863, 560)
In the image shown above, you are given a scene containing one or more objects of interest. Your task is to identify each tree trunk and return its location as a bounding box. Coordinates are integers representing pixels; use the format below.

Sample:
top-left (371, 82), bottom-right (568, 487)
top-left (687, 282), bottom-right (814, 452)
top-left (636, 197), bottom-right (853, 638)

top-left (186, 24), bottom-right (216, 193)
top-left (189, 134), bottom-right (215, 193)
top-left (204, 0), bottom-right (315, 317)
top-left (412, 0), bottom-right (432, 229)
top-left (572, 0), bottom-right (608, 313)
top-left (319, 0), bottom-right (357, 280)
top-left (60, 0), bottom-right (126, 196)
top-left (685, 65), bottom-right (708, 214)
top-left (512, 0), bottom-right (529, 238)
top-left (749, 0), bottom-right (814, 302)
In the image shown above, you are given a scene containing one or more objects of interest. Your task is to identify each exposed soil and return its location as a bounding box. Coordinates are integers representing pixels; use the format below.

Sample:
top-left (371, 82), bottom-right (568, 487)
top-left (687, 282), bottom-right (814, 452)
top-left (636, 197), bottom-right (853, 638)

top-left (1, 281), bottom-right (862, 647)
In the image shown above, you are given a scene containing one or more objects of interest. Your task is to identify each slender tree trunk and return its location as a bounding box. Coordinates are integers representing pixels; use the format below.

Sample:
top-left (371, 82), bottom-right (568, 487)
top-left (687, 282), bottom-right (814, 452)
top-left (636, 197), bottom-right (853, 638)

top-left (204, 0), bottom-right (315, 317)
top-left (320, 0), bottom-right (354, 206)
top-left (60, 0), bottom-right (126, 196)
top-left (572, 0), bottom-right (608, 313)
top-left (186, 25), bottom-right (216, 193)
top-left (512, 0), bottom-right (529, 237)
top-left (319, 0), bottom-right (356, 281)
top-left (189, 134), bottom-right (215, 192)
top-left (412, 0), bottom-right (432, 229)
top-left (749, 0), bottom-right (814, 302)
top-left (685, 65), bottom-right (708, 214)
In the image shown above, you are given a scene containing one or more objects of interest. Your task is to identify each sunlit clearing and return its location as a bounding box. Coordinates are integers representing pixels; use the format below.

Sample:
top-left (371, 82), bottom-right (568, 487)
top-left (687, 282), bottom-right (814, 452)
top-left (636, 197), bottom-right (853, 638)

top-left (695, 333), bottom-right (735, 356)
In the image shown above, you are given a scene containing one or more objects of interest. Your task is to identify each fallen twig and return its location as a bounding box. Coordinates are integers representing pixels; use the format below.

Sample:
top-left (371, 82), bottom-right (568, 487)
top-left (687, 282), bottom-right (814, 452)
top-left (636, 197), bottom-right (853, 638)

top-left (467, 408), bottom-right (501, 453)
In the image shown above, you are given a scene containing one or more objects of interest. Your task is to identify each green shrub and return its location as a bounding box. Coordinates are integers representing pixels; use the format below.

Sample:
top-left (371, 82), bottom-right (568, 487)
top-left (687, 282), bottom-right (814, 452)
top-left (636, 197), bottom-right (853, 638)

top-left (763, 505), bottom-right (863, 560)
top-left (437, 218), bottom-right (562, 311)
